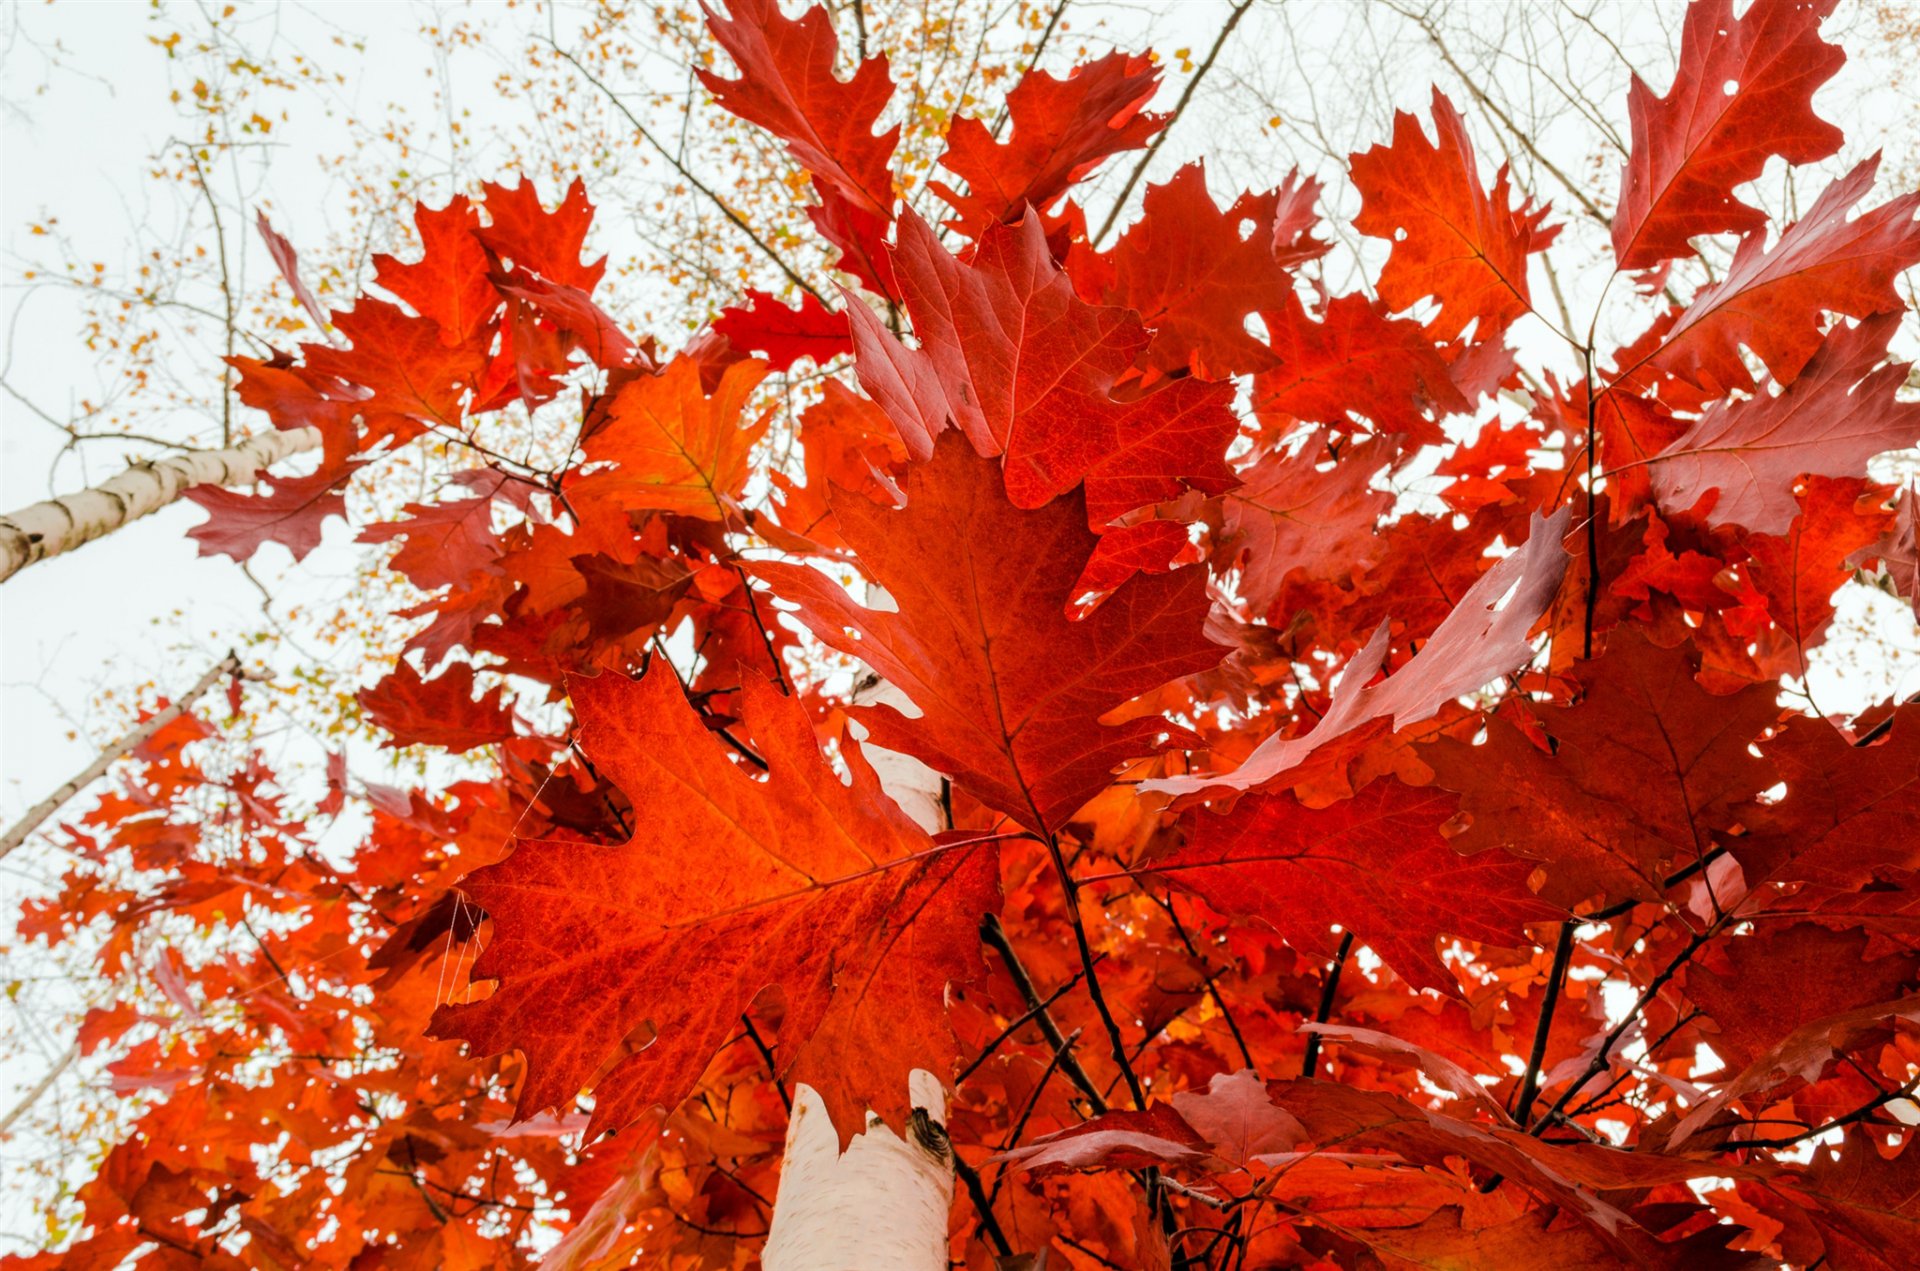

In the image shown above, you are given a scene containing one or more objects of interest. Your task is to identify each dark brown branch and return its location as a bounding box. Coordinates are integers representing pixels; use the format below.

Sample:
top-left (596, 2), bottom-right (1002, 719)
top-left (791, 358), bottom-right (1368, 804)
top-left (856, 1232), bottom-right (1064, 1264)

top-left (740, 1013), bottom-right (791, 1113)
top-left (1512, 920), bottom-right (1576, 1124)
top-left (980, 912), bottom-right (1108, 1113)
top-left (1155, 891), bottom-right (1255, 1071)
top-left (1300, 932), bottom-right (1355, 1078)
top-left (1528, 919), bottom-right (1722, 1135)
top-left (954, 1152), bottom-right (1014, 1257)
top-left (954, 961), bottom-right (1093, 1087)
top-left (1043, 835), bottom-right (1148, 1110)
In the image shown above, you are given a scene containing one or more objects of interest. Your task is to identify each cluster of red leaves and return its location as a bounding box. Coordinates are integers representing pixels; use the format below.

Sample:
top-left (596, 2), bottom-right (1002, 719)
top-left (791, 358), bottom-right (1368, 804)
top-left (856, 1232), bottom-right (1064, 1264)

top-left (16, 0), bottom-right (1920, 1267)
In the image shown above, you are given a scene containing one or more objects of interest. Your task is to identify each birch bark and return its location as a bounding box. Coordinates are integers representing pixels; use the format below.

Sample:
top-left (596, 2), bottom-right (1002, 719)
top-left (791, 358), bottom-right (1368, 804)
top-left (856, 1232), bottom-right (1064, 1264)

top-left (762, 1071), bottom-right (954, 1271)
top-left (0, 426), bottom-right (321, 582)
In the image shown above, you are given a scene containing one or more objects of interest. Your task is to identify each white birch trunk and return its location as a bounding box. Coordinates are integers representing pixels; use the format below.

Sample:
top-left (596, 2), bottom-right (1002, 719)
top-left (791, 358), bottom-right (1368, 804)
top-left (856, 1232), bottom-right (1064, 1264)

top-left (0, 426), bottom-right (322, 583)
top-left (762, 1071), bottom-right (954, 1271)
top-left (760, 615), bottom-right (957, 1268)
top-left (0, 652), bottom-right (240, 861)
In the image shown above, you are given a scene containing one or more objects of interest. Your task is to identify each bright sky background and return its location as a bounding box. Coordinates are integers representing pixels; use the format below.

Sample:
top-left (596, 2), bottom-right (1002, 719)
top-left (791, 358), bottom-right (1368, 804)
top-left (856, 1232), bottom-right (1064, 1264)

top-left (3, 0), bottom-right (1919, 1245)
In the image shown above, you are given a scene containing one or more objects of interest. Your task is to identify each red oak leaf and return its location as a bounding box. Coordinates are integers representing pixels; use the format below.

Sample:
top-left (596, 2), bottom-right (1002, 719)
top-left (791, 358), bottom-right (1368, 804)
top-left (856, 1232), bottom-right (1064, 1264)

top-left (254, 211), bottom-right (330, 335)
top-left (934, 52), bottom-right (1162, 240)
top-left (566, 355), bottom-right (770, 521)
top-left (1103, 162), bottom-right (1313, 376)
top-left (1422, 630), bottom-right (1781, 908)
top-left (435, 664), bottom-right (999, 1142)
top-left (185, 459), bottom-right (356, 564)
top-left (993, 1104), bottom-right (1213, 1175)
top-left (474, 177), bottom-right (607, 293)
top-left (372, 195), bottom-right (498, 346)
top-left (1847, 483), bottom-right (1920, 622)
top-left (1614, 0), bottom-right (1844, 276)
top-left (1649, 314), bottom-right (1919, 533)
top-left (1349, 88), bottom-right (1559, 342)
top-left (712, 289), bottom-right (852, 371)
top-left (857, 208), bottom-right (1237, 527)
top-left (1219, 431), bottom-right (1394, 614)
top-left (1253, 292), bottom-right (1470, 446)
top-left (1147, 506), bottom-right (1570, 797)
top-left (752, 432), bottom-right (1225, 835)
top-left (698, 0), bottom-right (898, 218)
top-left (357, 660), bottom-right (516, 753)
top-left (1153, 780), bottom-right (1558, 992)
top-left (1638, 157), bottom-right (1920, 395)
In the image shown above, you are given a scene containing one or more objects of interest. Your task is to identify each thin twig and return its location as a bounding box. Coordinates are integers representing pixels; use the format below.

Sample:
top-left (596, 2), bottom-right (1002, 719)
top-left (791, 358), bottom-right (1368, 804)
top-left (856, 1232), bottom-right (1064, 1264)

top-left (548, 42), bottom-right (828, 305)
top-left (1512, 921), bottom-right (1575, 1124)
top-left (740, 1014), bottom-right (791, 1113)
top-left (1300, 932), bottom-right (1354, 1079)
top-left (1091, 0), bottom-right (1253, 247)
top-left (980, 913), bottom-right (1108, 1113)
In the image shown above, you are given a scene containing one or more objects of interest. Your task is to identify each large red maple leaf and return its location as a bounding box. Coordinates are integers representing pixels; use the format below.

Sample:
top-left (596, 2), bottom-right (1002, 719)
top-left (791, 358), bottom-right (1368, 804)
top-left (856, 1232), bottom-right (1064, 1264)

top-left (752, 433), bottom-right (1225, 836)
top-left (1424, 630), bottom-right (1782, 908)
top-left (435, 664), bottom-right (999, 1142)
top-left (1100, 161), bottom-right (1321, 377)
top-left (1613, 0), bottom-right (1844, 275)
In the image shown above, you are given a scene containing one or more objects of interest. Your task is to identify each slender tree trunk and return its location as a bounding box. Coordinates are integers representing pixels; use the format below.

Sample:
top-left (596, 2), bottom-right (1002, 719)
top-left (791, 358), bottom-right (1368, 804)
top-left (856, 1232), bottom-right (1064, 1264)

top-left (0, 1045), bottom-right (78, 1137)
top-left (762, 1071), bottom-right (954, 1271)
top-left (0, 426), bottom-right (321, 583)
top-left (0, 652), bottom-right (239, 862)
top-left (758, 644), bottom-right (958, 1268)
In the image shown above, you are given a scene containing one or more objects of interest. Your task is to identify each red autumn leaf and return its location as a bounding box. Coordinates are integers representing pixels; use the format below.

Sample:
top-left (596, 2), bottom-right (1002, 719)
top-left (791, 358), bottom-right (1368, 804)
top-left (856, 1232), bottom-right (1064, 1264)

top-left (436, 664), bottom-right (999, 1143)
top-left (255, 211), bottom-right (330, 335)
top-left (1148, 506), bottom-right (1569, 797)
top-left (1152, 779), bottom-right (1558, 992)
top-left (1613, 0), bottom-right (1844, 275)
top-left (371, 194), bottom-right (499, 346)
top-left (301, 296), bottom-right (486, 440)
top-left (473, 176), bottom-right (607, 292)
top-left (185, 459), bottom-right (356, 564)
top-left (1685, 923), bottom-right (1919, 1073)
top-left (995, 1068), bottom-right (1308, 1176)
top-left (1648, 314), bottom-right (1919, 534)
top-left (1253, 291), bottom-right (1470, 446)
top-left (752, 432), bottom-right (1225, 835)
top-left (1636, 157), bottom-right (1920, 395)
top-left (1423, 630), bottom-right (1782, 908)
top-left (1847, 483), bottom-right (1920, 622)
top-left (1164, 1067), bottom-right (1310, 1168)
top-left (358, 659), bottom-right (516, 752)
top-left (1101, 161), bottom-right (1314, 376)
top-left (1736, 703), bottom-right (1920, 893)
top-left (1349, 88), bottom-right (1559, 342)
top-left (1218, 431), bottom-right (1394, 614)
top-left (712, 288), bottom-right (852, 371)
top-left (1735, 476), bottom-right (1892, 663)
top-left (698, 0), bottom-right (898, 219)
top-left (993, 1103), bottom-right (1213, 1175)
top-left (358, 470), bottom-right (523, 594)
top-left (1669, 993), bottom-right (1920, 1146)
top-left (856, 208), bottom-right (1237, 527)
top-left (933, 52), bottom-right (1162, 240)
top-left (565, 355), bottom-right (770, 521)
